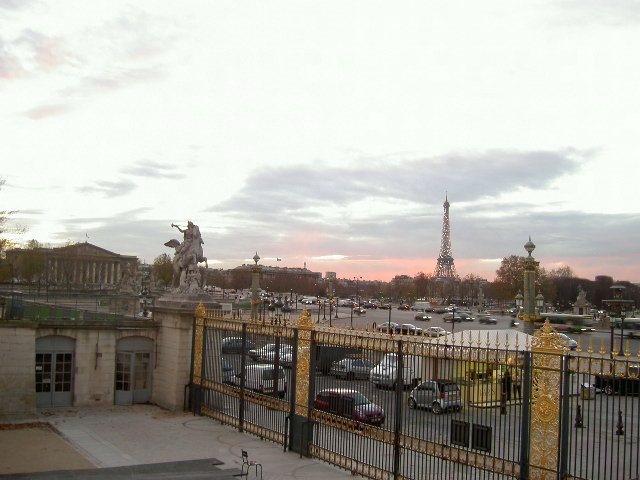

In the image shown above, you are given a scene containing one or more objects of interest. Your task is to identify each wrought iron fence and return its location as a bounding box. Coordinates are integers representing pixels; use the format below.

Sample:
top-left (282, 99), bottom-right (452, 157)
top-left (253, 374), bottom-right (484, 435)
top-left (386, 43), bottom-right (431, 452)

top-left (191, 306), bottom-right (640, 480)
top-left (0, 286), bottom-right (149, 321)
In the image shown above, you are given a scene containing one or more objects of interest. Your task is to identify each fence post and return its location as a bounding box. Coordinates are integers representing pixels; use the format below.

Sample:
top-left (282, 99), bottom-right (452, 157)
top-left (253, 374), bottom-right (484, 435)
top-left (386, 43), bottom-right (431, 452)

top-left (518, 351), bottom-right (532, 480)
top-left (529, 319), bottom-right (565, 480)
top-left (238, 322), bottom-right (247, 432)
top-left (190, 303), bottom-right (206, 414)
top-left (393, 339), bottom-right (404, 480)
top-left (558, 353), bottom-right (572, 479)
top-left (289, 308), bottom-right (314, 456)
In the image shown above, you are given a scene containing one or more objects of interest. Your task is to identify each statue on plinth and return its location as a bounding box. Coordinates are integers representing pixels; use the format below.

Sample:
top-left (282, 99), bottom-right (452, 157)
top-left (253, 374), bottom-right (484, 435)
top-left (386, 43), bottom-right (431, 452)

top-left (164, 221), bottom-right (208, 293)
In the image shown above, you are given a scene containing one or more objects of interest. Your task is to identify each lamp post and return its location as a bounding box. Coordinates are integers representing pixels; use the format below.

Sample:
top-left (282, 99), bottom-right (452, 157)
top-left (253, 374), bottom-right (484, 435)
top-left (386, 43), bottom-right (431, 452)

top-left (604, 285), bottom-right (634, 357)
top-left (354, 276), bottom-right (362, 306)
top-left (451, 304), bottom-right (456, 334)
top-left (387, 302), bottom-right (392, 334)
top-left (515, 291), bottom-right (523, 318)
top-left (535, 292), bottom-right (545, 319)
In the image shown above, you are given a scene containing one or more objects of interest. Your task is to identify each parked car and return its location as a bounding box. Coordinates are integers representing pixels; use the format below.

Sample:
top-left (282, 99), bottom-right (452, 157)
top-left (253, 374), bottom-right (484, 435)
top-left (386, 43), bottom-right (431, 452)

top-left (353, 306), bottom-right (366, 315)
top-left (314, 388), bottom-right (385, 426)
top-left (248, 343), bottom-right (278, 361)
top-left (433, 306), bottom-right (448, 314)
top-left (397, 304), bottom-right (411, 310)
top-left (414, 313), bottom-right (432, 322)
top-left (424, 326), bottom-right (449, 337)
top-left (398, 323), bottom-right (422, 335)
top-left (235, 364), bottom-right (287, 398)
top-left (222, 359), bottom-right (235, 384)
top-left (221, 337), bottom-right (256, 354)
top-left (477, 314), bottom-right (498, 325)
top-left (377, 322), bottom-right (399, 334)
top-left (257, 344), bottom-right (294, 363)
top-left (330, 357), bottom-right (375, 380)
top-left (408, 379), bottom-right (462, 414)
top-left (595, 364), bottom-right (640, 395)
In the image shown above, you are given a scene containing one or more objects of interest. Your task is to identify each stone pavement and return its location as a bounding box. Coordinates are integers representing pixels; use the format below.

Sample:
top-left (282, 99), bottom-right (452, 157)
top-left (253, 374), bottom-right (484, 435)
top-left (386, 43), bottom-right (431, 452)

top-left (0, 405), bottom-right (355, 480)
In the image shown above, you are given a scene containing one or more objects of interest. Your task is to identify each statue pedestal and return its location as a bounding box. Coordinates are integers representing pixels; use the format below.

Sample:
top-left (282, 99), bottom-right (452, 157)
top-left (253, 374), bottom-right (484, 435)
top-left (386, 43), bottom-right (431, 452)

top-left (152, 292), bottom-right (220, 411)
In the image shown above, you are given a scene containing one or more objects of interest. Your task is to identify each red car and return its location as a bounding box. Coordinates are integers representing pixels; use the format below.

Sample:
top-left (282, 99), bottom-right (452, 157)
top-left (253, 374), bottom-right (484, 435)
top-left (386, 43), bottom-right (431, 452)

top-left (397, 304), bottom-right (411, 310)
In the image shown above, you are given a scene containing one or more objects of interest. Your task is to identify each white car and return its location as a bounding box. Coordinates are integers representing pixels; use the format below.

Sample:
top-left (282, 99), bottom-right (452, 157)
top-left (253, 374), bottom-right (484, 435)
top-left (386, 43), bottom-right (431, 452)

top-left (555, 333), bottom-right (578, 350)
top-left (424, 326), bottom-right (449, 337)
top-left (257, 345), bottom-right (294, 363)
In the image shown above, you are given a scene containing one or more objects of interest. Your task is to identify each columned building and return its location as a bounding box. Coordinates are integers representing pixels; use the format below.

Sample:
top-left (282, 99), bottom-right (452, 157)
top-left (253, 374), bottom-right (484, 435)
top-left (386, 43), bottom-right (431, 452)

top-left (6, 242), bottom-right (138, 291)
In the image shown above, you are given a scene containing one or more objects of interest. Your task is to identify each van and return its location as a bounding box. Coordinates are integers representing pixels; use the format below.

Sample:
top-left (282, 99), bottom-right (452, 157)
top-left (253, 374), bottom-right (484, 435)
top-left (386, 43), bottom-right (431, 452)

top-left (236, 364), bottom-right (287, 398)
top-left (411, 301), bottom-right (433, 312)
top-left (369, 353), bottom-right (422, 389)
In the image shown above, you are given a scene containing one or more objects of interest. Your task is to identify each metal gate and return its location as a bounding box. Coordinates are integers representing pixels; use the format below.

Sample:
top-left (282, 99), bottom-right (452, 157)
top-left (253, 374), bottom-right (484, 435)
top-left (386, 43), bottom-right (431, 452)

top-left (191, 306), bottom-right (640, 480)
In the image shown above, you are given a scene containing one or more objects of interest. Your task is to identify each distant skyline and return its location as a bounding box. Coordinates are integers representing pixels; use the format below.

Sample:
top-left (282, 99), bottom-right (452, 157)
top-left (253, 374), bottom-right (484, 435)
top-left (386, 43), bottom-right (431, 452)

top-left (2, 1), bottom-right (639, 283)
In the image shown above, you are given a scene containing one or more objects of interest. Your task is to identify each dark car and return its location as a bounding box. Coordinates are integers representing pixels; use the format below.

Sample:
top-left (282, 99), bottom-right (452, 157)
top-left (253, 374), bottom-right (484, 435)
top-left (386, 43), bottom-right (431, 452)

top-left (314, 388), bottom-right (385, 426)
top-left (414, 313), bottom-right (432, 322)
top-left (433, 306), bottom-right (449, 314)
top-left (398, 323), bottom-right (422, 335)
top-left (595, 365), bottom-right (640, 395)
top-left (221, 337), bottom-right (256, 354)
top-left (477, 314), bottom-right (498, 325)
top-left (377, 322), bottom-right (399, 334)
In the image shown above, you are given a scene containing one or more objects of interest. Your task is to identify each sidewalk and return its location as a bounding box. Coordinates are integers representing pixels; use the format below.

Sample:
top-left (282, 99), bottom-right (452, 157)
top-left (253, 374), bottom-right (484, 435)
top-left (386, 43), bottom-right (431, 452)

top-left (0, 405), bottom-right (355, 479)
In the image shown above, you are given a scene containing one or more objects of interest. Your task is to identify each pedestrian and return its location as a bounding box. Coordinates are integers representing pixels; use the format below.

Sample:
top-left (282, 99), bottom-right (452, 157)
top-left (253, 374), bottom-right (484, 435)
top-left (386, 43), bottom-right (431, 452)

top-left (502, 369), bottom-right (512, 401)
top-left (513, 371), bottom-right (522, 400)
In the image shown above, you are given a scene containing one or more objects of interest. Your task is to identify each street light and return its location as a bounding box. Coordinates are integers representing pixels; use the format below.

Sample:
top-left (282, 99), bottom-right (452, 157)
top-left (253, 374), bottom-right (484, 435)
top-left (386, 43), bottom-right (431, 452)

top-left (603, 284), bottom-right (635, 357)
top-left (535, 292), bottom-right (545, 318)
top-left (515, 291), bottom-right (523, 318)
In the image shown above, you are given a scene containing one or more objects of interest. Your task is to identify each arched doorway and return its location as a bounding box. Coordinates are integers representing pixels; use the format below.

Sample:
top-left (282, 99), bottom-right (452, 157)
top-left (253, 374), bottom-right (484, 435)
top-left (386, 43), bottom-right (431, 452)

top-left (36, 335), bottom-right (75, 407)
top-left (115, 336), bottom-right (153, 405)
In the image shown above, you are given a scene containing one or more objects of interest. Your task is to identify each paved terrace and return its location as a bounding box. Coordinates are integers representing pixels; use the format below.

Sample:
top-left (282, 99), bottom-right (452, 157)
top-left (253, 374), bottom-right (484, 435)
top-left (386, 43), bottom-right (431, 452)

top-left (0, 405), bottom-right (354, 480)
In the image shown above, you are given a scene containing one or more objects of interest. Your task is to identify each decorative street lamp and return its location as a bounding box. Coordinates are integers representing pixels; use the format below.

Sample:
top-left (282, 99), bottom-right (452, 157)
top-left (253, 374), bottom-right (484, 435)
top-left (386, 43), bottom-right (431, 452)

top-left (604, 285), bottom-right (634, 357)
top-left (535, 292), bottom-right (545, 318)
top-left (515, 291), bottom-right (523, 317)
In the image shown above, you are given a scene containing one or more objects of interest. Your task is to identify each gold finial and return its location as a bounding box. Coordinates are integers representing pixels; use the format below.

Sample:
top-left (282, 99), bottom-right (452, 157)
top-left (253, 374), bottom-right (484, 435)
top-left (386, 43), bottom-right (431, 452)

top-left (588, 338), bottom-right (594, 354)
top-left (599, 339), bottom-right (606, 356)
top-left (195, 303), bottom-right (206, 319)
top-left (625, 340), bottom-right (631, 358)
top-left (576, 337), bottom-right (581, 353)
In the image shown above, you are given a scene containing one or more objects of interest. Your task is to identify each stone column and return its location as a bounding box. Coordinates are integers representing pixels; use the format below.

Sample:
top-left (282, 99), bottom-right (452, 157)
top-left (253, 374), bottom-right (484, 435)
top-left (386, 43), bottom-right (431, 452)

top-left (152, 293), bottom-right (221, 411)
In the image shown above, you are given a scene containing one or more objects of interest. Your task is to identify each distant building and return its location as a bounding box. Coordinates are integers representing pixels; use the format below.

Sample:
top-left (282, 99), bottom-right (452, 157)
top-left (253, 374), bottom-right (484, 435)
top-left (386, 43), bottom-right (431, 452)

top-left (325, 272), bottom-right (337, 280)
top-left (5, 242), bottom-right (138, 291)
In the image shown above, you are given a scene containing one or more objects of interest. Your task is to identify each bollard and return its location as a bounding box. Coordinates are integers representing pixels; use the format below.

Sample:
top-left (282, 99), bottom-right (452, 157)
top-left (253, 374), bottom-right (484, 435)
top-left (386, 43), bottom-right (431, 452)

top-left (574, 405), bottom-right (583, 428)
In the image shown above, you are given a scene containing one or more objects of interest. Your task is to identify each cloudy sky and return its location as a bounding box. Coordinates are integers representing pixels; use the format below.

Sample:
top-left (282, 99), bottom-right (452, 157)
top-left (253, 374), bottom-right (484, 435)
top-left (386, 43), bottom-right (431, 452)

top-left (2, 0), bottom-right (639, 282)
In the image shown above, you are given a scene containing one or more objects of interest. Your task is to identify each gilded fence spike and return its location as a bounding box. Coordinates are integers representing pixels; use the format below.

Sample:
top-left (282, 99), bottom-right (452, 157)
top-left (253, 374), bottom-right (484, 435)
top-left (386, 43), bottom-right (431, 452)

top-left (588, 338), bottom-right (594, 354)
top-left (599, 339), bottom-right (606, 356)
top-left (495, 332), bottom-right (501, 349)
top-left (613, 338), bottom-right (618, 356)
top-left (624, 340), bottom-right (631, 358)
top-left (476, 331), bottom-right (482, 347)
top-left (504, 333), bottom-right (510, 349)
top-left (485, 332), bottom-right (491, 348)
top-left (576, 337), bottom-right (581, 353)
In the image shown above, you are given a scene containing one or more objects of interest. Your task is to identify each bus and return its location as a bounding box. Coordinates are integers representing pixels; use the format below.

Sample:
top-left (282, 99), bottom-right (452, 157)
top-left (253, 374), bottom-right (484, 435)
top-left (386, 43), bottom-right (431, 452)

top-left (537, 313), bottom-right (596, 333)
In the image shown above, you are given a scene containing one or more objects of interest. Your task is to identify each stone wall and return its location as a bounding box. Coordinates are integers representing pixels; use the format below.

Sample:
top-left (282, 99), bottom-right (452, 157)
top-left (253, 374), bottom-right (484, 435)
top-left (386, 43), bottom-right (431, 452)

top-left (0, 324), bottom-right (36, 420)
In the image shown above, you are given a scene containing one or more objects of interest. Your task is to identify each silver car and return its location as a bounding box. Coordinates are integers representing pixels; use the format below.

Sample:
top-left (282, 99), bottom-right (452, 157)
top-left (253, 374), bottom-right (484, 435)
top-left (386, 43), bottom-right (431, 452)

top-left (330, 357), bottom-right (375, 380)
top-left (408, 379), bottom-right (462, 414)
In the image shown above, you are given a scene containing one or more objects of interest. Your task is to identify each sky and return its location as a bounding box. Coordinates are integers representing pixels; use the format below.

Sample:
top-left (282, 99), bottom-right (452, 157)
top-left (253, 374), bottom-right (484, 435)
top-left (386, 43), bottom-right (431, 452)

top-left (2, 0), bottom-right (640, 283)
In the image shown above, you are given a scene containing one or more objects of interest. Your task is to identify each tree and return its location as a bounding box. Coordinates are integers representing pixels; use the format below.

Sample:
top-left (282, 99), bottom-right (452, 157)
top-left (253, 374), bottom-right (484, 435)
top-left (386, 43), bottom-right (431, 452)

top-left (19, 239), bottom-right (46, 284)
top-left (152, 253), bottom-right (173, 288)
top-left (1, 178), bottom-right (25, 280)
top-left (549, 265), bottom-right (574, 279)
top-left (492, 255), bottom-right (550, 301)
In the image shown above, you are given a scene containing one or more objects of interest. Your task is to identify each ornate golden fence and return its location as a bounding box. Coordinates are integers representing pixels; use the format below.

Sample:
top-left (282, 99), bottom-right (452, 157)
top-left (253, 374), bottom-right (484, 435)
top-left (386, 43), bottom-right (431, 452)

top-left (191, 306), bottom-right (640, 480)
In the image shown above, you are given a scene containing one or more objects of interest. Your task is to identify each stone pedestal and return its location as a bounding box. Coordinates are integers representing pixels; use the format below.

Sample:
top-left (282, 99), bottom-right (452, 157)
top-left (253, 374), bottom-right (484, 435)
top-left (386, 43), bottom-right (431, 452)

top-left (152, 292), bottom-right (220, 411)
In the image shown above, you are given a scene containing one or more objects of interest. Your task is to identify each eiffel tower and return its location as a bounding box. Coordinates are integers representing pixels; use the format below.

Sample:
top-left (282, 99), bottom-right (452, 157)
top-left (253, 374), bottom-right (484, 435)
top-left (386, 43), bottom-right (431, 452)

top-left (434, 194), bottom-right (459, 280)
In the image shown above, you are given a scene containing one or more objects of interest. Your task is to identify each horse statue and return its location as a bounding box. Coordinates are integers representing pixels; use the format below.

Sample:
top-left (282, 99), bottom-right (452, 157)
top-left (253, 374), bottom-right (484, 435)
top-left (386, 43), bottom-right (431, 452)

top-left (164, 221), bottom-right (208, 291)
